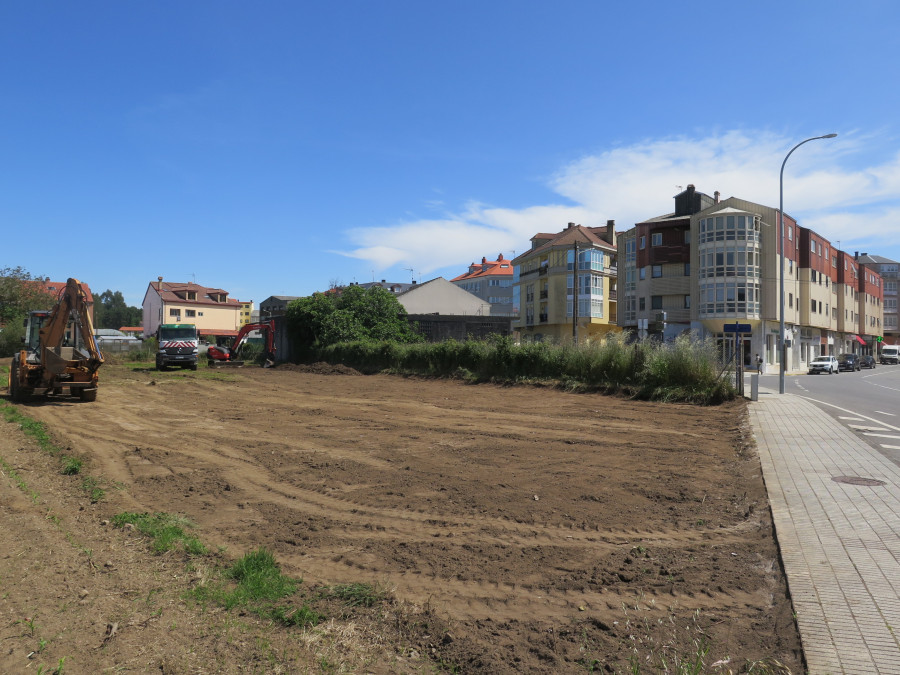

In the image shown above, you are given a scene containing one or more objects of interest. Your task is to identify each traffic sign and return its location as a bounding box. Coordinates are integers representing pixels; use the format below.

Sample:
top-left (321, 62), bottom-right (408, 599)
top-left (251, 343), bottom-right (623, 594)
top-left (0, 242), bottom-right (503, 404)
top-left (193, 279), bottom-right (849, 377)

top-left (723, 323), bottom-right (752, 333)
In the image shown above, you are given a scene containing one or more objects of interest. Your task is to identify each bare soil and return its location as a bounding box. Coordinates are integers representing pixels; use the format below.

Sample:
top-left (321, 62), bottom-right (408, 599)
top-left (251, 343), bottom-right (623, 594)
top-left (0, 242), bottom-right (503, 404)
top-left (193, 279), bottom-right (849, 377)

top-left (0, 363), bottom-right (802, 674)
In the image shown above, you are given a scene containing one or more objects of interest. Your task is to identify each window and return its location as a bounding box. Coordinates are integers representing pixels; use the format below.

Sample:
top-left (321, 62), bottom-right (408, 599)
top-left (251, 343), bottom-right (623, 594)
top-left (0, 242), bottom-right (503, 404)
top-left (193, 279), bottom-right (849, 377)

top-left (185, 309), bottom-right (196, 318)
top-left (639, 297), bottom-right (646, 311)
top-left (652, 265), bottom-right (662, 278)
top-left (651, 296), bottom-right (663, 310)
top-left (811, 299), bottom-right (817, 313)
top-left (811, 240), bottom-right (817, 253)
top-left (684, 295), bottom-right (691, 309)
top-left (651, 233), bottom-right (662, 246)
top-left (788, 226), bottom-right (793, 240)
top-left (684, 230), bottom-right (691, 244)
top-left (684, 263), bottom-right (690, 276)
top-left (639, 267), bottom-right (646, 280)
top-left (640, 236), bottom-right (646, 249)
top-left (789, 293), bottom-right (793, 308)
top-left (169, 308), bottom-right (180, 317)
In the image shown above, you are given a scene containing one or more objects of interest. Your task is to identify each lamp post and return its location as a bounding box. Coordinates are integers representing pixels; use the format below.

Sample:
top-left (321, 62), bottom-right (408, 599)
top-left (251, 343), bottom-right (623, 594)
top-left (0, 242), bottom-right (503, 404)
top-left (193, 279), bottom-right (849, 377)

top-left (779, 133), bottom-right (837, 394)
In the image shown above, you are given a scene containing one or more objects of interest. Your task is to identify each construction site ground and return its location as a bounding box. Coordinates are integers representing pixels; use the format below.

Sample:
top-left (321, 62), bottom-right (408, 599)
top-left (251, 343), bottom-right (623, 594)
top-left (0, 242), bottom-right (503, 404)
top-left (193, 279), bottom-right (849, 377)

top-left (0, 363), bottom-right (802, 674)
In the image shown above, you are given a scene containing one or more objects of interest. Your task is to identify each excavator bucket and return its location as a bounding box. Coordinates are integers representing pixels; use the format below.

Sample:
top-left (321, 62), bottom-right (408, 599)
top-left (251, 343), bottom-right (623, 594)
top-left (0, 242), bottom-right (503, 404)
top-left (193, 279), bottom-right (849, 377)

top-left (207, 358), bottom-right (245, 368)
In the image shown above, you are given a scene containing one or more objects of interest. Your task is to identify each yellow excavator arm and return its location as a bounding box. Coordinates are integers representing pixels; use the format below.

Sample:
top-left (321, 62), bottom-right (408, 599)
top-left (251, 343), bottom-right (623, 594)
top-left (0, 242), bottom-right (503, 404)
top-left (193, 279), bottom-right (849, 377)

top-left (38, 277), bottom-right (103, 372)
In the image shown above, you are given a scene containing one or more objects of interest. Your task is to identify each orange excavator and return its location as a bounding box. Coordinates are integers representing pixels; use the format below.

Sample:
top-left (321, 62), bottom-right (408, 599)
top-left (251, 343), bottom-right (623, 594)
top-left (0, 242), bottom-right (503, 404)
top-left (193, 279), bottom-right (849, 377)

top-left (9, 278), bottom-right (104, 402)
top-left (206, 320), bottom-right (276, 368)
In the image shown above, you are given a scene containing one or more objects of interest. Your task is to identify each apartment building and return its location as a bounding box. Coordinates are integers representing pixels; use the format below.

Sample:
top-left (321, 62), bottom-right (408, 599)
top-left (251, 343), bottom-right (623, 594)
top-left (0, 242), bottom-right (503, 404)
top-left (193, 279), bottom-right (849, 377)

top-left (449, 253), bottom-right (515, 316)
top-left (619, 185), bottom-right (715, 340)
top-left (856, 259), bottom-right (885, 352)
top-left (142, 278), bottom-right (242, 339)
top-left (855, 253), bottom-right (898, 346)
top-left (511, 221), bottom-right (618, 343)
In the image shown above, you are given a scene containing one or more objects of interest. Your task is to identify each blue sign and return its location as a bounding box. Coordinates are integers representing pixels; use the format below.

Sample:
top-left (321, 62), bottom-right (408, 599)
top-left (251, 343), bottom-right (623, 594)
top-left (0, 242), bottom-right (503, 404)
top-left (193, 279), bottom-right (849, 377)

top-left (723, 323), bottom-right (752, 333)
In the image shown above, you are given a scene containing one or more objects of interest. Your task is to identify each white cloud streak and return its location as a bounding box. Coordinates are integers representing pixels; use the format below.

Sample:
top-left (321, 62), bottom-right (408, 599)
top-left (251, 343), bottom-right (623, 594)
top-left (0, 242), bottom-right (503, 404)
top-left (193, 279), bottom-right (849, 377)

top-left (341, 130), bottom-right (900, 274)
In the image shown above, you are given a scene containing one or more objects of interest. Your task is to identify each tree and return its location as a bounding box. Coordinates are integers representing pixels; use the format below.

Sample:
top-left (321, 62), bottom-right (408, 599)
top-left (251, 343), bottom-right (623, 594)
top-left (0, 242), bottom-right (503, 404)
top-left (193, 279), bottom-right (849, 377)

top-left (285, 285), bottom-right (421, 357)
top-left (93, 290), bottom-right (142, 330)
top-left (0, 267), bottom-right (54, 357)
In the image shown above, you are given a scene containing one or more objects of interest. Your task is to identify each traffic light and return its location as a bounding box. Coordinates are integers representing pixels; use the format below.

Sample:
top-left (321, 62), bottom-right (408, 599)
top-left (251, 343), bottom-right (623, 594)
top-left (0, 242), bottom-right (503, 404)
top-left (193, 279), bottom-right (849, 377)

top-left (876, 336), bottom-right (884, 342)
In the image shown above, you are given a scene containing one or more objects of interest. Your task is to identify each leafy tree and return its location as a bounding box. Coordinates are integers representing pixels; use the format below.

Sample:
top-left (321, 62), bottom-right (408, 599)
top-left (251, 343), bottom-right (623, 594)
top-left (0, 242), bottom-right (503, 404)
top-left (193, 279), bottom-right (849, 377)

top-left (285, 285), bottom-right (421, 357)
top-left (93, 290), bottom-right (142, 329)
top-left (0, 267), bottom-right (55, 357)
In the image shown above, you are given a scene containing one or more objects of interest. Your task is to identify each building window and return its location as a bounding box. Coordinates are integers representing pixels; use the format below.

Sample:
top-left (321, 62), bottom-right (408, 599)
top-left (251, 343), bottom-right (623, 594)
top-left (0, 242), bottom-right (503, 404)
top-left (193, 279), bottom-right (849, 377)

top-left (639, 267), bottom-right (646, 280)
top-left (789, 293), bottom-right (793, 308)
top-left (169, 308), bottom-right (179, 317)
top-left (651, 295), bottom-right (663, 310)
top-left (684, 295), bottom-right (691, 309)
top-left (684, 263), bottom-right (690, 276)
top-left (185, 309), bottom-right (196, 318)
top-left (684, 230), bottom-right (691, 244)
top-left (639, 236), bottom-right (646, 249)
top-left (811, 299), bottom-right (817, 314)
top-left (652, 265), bottom-right (662, 278)
top-left (651, 233), bottom-right (662, 246)
top-left (639, 297), bottom-right (646, 311)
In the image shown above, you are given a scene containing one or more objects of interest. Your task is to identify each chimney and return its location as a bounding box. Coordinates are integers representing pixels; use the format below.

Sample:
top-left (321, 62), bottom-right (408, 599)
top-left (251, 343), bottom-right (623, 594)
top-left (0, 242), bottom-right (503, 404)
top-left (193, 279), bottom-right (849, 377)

top-left (714, 191), bottom-right (720, 203)
top-left (482, 257), bottom-right (487, 264)
top-left (498, 253), bottom-right (504, 261)
top-left (568, 222), bottom-right (575, 229)
top-left (157, 276), bottom-right (163, 291)
top-left (606, 219), bottom-right (616, 245)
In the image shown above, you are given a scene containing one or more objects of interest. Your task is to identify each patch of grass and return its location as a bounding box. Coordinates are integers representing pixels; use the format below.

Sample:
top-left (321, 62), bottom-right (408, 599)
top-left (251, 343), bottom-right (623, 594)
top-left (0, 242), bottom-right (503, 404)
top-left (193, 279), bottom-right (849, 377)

top-left (190, 548), bottom-right (321, 628)
top-left (1, 402), bottom-right (59, 454)
top-left (80, 476), bottom-right (106, 503)
top-left (323, 582), bottom-right (385, 608)
top-left (0, 455), bottom-right (40, 503)
top-left (111, 511), bottom-right (207, 555)
top-left (60, 456), bottom-right (82, 475)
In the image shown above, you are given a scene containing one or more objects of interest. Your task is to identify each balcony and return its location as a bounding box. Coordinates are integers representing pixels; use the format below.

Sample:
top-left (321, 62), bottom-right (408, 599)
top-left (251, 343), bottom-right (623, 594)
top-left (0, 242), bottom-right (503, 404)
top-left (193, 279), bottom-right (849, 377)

top-left (608, 289), bottom-right (617, 301)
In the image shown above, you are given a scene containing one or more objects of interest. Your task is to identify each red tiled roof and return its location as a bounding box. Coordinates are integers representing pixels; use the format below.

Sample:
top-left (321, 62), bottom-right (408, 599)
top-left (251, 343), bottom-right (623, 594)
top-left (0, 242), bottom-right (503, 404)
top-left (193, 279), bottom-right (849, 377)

top-left (33, 280), bottom-right (94, 304)
top-left (148, 281), bottom-right (240, 307)
top-left (450, 254), bottom-right (514, 282)
top-left (512, 225), bottom-right (616, 264)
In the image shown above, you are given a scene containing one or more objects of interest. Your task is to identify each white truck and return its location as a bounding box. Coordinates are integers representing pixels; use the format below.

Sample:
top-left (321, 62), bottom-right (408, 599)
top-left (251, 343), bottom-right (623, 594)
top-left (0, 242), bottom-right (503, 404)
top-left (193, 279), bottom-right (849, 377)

top-left (155, 323), bottom-right (199, 371)
top-left (880, 345), bottom-right (899, 365)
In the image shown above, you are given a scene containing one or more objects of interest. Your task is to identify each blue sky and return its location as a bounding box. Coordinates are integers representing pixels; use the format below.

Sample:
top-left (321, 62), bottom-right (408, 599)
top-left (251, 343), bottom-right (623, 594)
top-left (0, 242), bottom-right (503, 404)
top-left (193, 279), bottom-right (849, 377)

top-left (3, 2), bottom-right (900, 308)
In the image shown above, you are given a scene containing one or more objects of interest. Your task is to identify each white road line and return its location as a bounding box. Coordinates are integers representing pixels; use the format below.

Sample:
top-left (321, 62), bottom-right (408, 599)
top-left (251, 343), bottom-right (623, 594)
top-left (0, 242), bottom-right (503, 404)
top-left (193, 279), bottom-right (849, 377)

top-left (848, 424), bottom-right (890, 432)
top-left (796, 396), bottom-right (900, 433)
top-left (875, 411), bottom-right (896, 416)
top-left (880, 444), bottom-right (900, 450)
top-left (863, 433), bottom-right (900, 440)
top-left (839, 416), bottom-right (866, 421)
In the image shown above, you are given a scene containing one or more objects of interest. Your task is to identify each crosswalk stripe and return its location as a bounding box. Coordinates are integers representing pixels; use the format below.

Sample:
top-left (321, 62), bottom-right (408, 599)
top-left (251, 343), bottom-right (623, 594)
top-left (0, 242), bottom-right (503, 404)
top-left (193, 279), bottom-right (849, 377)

top-left (863, 433), bottom-right (900, 440)
top-left (848, 424), bottom-right (890, 432)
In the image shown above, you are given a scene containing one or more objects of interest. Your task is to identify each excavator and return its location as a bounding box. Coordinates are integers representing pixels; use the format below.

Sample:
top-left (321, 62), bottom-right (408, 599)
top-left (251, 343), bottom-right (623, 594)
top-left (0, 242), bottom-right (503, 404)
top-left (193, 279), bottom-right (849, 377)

top-left (8, 278), bottom-right (104, 402)
top-left (206, 320), bottom-right (276, 368)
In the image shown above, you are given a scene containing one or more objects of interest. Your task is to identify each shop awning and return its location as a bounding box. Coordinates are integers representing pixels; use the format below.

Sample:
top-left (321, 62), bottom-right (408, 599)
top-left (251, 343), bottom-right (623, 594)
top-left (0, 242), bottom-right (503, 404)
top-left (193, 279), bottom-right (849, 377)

top-left (854, 335), bottom-right (866, 345)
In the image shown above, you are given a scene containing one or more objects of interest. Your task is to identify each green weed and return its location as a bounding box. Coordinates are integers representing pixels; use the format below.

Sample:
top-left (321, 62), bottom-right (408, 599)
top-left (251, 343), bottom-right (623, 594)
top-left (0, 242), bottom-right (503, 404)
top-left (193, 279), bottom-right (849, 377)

top-left (80, 476), bottom-right (105, 503)
top-left (60, 456), bottom-right (82, 475)
top-left (323, 582), bottom-right (385, 608)
top-left (111, 512), bottom-right (207, 555)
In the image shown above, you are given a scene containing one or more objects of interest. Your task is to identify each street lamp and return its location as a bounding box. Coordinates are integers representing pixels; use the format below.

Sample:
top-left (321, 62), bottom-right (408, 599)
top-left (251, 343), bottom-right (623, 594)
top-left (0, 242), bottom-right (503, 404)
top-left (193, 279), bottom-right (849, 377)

top-left (779, 133), bottom-right (837, 394)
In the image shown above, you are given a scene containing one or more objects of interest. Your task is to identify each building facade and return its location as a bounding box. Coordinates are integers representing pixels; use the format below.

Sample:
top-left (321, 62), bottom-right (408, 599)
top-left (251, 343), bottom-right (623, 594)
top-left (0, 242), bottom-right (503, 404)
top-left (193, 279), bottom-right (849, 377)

top-left (142, 278), bottom-right (243, 339)
top-left (511, 221), bottom-right (618, 343)
top-left (855, 253), bottom-right (898, 347)
top-left (449, 254), bottom-right (515, 316)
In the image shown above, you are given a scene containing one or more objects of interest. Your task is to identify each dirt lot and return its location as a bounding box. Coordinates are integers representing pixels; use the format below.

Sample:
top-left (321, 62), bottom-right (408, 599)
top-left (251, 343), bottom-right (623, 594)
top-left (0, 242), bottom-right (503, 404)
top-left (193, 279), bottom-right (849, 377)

top-left (0, 364), bottom-right (801, 674)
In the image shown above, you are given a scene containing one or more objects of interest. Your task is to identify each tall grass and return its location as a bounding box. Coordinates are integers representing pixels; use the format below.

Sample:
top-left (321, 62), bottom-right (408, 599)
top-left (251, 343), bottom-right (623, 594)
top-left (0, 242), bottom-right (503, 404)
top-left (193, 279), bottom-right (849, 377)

top-left (316, 333), bottom-right (735, 404)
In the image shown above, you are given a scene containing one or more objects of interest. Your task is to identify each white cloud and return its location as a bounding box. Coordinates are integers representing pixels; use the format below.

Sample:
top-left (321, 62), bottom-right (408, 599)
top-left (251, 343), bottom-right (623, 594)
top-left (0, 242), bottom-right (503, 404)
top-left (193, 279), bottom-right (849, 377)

top-left (341, 130), bottom-right (900, 273)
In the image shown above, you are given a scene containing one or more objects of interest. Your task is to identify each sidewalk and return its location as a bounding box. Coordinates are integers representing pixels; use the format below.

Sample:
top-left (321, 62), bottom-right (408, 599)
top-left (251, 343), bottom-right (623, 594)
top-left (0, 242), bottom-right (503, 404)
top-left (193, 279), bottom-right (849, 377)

top-left (748, 384), bottom-right (900, 674)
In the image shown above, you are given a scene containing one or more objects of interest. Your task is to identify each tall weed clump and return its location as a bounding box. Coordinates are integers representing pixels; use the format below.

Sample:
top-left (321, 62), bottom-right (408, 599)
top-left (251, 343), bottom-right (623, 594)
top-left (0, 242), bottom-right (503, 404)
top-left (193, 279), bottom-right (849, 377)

top-left (310, 333), bottom-right (735, 404)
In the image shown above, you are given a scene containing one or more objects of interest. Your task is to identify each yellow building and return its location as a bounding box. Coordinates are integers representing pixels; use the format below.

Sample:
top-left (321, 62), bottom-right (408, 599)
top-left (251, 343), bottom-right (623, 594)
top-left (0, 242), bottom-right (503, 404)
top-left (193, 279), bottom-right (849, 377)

top-left (239, 301), bottom-right (254, 326)
top-left (141, 277), bottom-right (243, 339)
top-left (512, 221), bottom-right (619, 343)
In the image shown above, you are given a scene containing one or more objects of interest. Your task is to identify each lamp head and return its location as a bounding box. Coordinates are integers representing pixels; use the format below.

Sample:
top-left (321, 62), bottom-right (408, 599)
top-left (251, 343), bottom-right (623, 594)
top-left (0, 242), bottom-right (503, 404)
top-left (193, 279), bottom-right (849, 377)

top-left (823, 133), bottom-right (838, 138)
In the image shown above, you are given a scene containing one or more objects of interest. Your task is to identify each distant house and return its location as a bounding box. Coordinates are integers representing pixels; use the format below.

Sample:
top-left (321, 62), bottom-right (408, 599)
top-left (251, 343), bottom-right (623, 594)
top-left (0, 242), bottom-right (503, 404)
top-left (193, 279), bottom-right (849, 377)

top-left (450, 253), bottom-right (515, 316)
top-left (40, 280), bottom-right (95, 322)
top-left (396, 277), bottom-right (491, 316)
top-left (239, 300), bottom-right (254, 326)
top-left (118, 326), bottom-right (143, 337)
top-left (397, 277), bottom-right (512, 342)
top-left (260, 295), bottom-right (301, 318)
top-left (142, 277), bottom-right (242, 340)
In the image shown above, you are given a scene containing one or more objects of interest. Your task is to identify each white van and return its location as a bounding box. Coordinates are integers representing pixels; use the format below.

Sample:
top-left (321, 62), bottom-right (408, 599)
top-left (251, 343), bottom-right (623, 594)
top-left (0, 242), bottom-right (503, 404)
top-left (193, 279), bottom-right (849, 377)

top-left (880, 345), bottom-right (899, 365)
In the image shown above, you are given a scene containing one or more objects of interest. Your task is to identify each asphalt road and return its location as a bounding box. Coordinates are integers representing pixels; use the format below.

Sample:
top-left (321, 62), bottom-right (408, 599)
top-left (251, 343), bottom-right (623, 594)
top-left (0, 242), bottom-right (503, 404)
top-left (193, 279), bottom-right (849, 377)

top-left (751, 364), bottom-right (900, 467)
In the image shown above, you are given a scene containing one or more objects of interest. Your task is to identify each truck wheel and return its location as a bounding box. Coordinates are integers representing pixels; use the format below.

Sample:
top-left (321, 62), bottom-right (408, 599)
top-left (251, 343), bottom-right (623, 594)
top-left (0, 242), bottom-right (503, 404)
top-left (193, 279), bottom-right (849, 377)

top-left (156, 363), bottom-right (167, 372)
top-left (79, 388), bottom-right (98, 402)
top-left (190, 364), bottom-right (198, 371)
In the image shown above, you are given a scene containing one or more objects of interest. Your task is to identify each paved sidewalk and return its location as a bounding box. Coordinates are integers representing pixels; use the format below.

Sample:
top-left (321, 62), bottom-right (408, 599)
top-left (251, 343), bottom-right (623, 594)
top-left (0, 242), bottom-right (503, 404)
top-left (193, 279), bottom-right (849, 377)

top-left (749, 386), bottom-right (900, 674)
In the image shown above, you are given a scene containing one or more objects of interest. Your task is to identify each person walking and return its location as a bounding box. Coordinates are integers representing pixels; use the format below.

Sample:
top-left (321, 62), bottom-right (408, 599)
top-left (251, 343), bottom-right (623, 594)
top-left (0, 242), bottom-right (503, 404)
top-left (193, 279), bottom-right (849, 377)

top-left (756, 353), bottom-right (763, 374)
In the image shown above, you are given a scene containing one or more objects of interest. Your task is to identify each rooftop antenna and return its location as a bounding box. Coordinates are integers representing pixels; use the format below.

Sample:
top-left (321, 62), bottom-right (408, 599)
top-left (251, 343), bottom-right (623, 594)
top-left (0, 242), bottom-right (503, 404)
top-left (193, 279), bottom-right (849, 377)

top-left (188, 272), bottom-right (196, 284)
top-left (403, 267), bottom-right (416, 282)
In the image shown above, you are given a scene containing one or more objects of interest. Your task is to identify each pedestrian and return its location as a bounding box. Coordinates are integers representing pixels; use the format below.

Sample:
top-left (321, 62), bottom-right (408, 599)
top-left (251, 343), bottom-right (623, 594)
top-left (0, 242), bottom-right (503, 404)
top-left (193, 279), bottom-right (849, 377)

top-left (756, 353), bottom-right (762, 374)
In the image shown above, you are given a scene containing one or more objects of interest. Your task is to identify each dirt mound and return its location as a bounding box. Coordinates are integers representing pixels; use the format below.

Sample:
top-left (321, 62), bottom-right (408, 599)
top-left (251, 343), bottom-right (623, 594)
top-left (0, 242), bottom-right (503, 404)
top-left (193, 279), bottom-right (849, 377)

top-left (274, 361), bottom-right (362, 375)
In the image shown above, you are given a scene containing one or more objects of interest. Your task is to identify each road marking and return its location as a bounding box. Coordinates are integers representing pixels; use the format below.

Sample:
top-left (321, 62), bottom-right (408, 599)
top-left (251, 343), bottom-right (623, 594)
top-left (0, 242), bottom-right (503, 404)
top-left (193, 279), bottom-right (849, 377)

top-left (875, 411), bottom-right (896, 417)
top-left (863, 433), bottom-right (900, 440)
top-left (796, 397), bottom-right (900, 434)
top-left (839, 416), bottom-right (865, 421)
top-left (848, 424), bottom-right (890, 432)
top-left (881, 444), bottom-right (900, 450)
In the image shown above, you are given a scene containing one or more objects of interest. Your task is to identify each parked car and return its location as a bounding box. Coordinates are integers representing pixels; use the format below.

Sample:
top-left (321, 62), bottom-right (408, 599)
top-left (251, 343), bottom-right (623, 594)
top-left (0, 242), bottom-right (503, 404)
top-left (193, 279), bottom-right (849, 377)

top-left (837, 353), bottom-right (861, 372)
top-left (860, 355), bottom-right (877, 369)
top-left (809, 355), bottom-right (839, 375)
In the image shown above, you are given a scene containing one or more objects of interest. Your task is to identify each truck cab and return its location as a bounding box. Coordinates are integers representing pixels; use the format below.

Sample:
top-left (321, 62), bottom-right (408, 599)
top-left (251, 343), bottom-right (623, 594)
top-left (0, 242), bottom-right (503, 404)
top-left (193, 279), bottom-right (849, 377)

top-left (156, 324), bottom-right (199, 371)
top-left (880, 345), bottom-right (899, 365)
